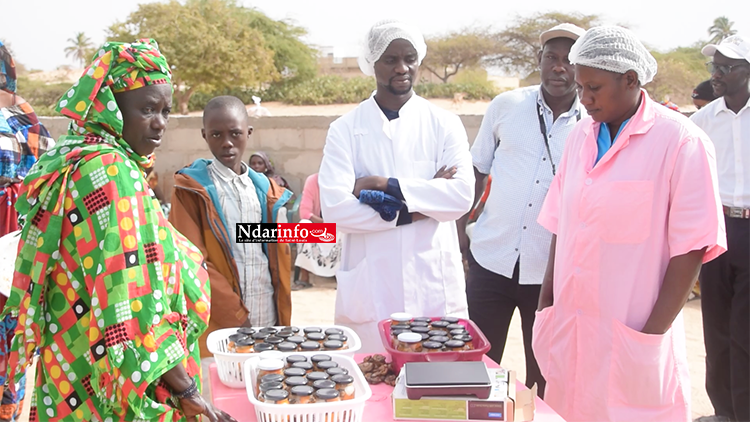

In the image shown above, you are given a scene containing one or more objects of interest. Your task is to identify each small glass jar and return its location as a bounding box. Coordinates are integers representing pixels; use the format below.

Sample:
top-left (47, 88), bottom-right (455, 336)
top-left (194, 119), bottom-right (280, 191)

top-left (428, 330), bottom-right (446, 337)
top-left (444, 339), bottom-right (466, 351)
top-left (390, 323), bottom-right (412, 333)
top-left (265, 336), bottom-right (284, 347)
top-left (429, 335), bottom-right (450, 344)
top-left (306, 332), bottom-right (326, 344)
top-left (282, 326), bottom-right (301, 334)
top-left (312, 379), bottom-right (336, 391)
top-left (285, 355), bottom-right (308, 367)
top-left (263, 388), bottom-right (290, 404)
top-left (323, 340), bottom-right (344, 351)
top-left (284, 376), bottom-right (308, 390)
top-left (258, 381), bottom-right (284, 401)
top-left (453, 334), bottom-right (474, 350)
top-left (313, 388), bottom-right (340, 403)
top-left (292, 361), bottom-right (314, 373)
top-left (237, 327), bottom-right (256, 336)
top-left (289, 385), bottom-right (315, 404)
top-left (390, 312), bottom-right (413, 326)
top-left (311, 354), bottom-right (332, 369)
top-left (331, 374), bottom-right (355, 400)
top-left (252, 332), bottom-right (271, 344)
top-left (306, 371), bottom-right (330, 385)
top-left (260, 373), bottom-right (286, 385)
top-left (411, 326), bottom-right (430, 334)
top-left (409, 321), bottom-right (430, 328)
top-left (441, 316), bottom-right (460, 324)
top-left (316, 361), bottom-right (339, 372)
top-left (326, 367), bottom-right (348, 377)
top-left (287, 335), bottom-right (306, 345)
top-left (300, 341), bottom-right (321, 352)
top-left (277, 342), bottom-right (298, 353)
top-left (284, 367), bottom-right (308, 378)
top-left (277, 330), bottom-right (294, 340)
top-left (227, 333), bottom-right (248, 353)
top-left (446, 323), bottom-right (465, 332)
top-left (413, 317), bottom-right (432, 324)
top-left (234, 338), bottom-right (255, 354)
top-left (303, 327), bottom-right (322, 335)
top-left (396, 332), bottom-right (423, 353)
top-left (259, 350), bottom-right (285, 361)
top-left (254, 343), bottom-right (275, 353)
top-left (256, 359), bottom-right (285, 395)
top-left (450, 328), bottom-right (468, 337)
top-left (324, 328), bottom-right (344, 336)
top-left (418, 333), bottom-right (430, 342)
top-left (422, 341), bottom-right (443, 352)
top-left (259, 327), bottom-right (279, 335)
top-left (430, 321), bottom-right (451, 331)
top-left (327, 334), bottom-right (348, 345)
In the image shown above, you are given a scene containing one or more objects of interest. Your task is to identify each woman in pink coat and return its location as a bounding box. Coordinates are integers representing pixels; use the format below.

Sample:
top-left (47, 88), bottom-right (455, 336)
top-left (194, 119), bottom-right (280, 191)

top-left (533, 26), bottom-right (727, 422)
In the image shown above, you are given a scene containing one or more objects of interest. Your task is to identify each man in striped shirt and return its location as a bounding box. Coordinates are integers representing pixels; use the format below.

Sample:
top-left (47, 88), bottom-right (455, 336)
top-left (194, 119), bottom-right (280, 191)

top-left (457, 23), bottom-right (587, 397)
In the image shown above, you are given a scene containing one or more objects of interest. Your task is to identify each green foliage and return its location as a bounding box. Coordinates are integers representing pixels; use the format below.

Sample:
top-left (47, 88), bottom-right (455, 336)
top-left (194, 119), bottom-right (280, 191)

top-left (423, 28), bottom-right (504, 83)
top-left (15, 77), bottom-right (69, 116)
top-left (647, 45), bottom-right (709, 106)
top-left (239, 10), bottom-right (318, 83)
top-left (415, 80), bottom-right (499, 101)
top-left (64, 33), bottom-right (94, 67)
top-left (708, 16), bottom-right (737, 44)
top-left (108, 0), bottom-right (280, 114)
top-left (282, 75), bottom-right (375, 105)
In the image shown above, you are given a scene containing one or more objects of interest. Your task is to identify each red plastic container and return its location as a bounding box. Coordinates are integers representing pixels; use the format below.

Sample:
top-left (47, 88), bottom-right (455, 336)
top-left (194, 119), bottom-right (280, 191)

top-left (378, 317), bottom-right (491, 372)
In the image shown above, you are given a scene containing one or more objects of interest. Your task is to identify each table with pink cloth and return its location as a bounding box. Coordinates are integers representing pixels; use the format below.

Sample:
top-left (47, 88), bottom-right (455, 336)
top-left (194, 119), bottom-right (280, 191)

top-left (207, 354), bottom-right (566, 422)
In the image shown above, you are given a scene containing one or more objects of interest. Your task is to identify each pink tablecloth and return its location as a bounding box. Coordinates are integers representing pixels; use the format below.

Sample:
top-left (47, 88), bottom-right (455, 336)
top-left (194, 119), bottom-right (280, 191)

top-left (208, 354), bottom-right (566, 422)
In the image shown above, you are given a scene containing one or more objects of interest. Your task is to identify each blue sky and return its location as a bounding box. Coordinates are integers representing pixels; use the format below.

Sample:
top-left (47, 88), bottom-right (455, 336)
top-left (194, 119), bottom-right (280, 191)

top-left (4, 0), bottom-right (749, 72)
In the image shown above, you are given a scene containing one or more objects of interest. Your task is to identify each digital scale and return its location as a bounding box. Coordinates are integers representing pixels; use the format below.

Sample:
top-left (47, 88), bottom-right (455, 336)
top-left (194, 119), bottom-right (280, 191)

top-left (403, 361), bottom-right (493, 400)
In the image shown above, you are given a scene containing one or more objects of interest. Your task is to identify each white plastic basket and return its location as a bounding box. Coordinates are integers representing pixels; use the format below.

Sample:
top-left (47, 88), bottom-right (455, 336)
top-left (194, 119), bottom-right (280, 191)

top-left (244, 354), bottom-right (372, 422)
top-left (207, 325), bottom-right (362, 389)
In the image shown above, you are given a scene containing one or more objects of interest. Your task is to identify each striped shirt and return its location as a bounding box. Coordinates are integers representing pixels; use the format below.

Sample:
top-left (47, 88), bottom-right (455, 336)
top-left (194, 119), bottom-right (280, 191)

top-left (470, 85), bottom-right (585, 285)
top-left (208, 160), bottom-right (276, 326)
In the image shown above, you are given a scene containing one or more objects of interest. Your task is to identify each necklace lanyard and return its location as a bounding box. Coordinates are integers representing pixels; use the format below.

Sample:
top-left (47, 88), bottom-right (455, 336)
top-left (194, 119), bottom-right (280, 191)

top-left (537, 101), bottom-right (581, 175)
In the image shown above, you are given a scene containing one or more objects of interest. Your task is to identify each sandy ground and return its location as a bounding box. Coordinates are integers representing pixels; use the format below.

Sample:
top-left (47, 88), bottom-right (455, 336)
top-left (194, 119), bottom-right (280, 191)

top-left (17, 275), bottom-right (713, 421)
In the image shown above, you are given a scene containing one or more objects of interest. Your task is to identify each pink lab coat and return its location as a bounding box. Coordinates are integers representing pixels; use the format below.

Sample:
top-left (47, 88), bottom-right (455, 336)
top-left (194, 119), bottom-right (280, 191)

top-left (300, 173), bottom-right (321, 220)
top-left (534, 91), bottom-right (727, 422)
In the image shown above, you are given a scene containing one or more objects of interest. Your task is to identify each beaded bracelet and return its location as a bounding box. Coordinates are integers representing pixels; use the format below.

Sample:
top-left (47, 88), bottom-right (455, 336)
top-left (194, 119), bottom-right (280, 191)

top-left (173, 379), bottom-right (199, 400)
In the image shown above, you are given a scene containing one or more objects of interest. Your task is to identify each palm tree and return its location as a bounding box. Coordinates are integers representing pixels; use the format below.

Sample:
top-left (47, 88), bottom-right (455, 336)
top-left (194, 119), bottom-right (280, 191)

top-left (708, 17), bottom-right (737, 44)
top-left (64, 32), bottom-right (93, 67)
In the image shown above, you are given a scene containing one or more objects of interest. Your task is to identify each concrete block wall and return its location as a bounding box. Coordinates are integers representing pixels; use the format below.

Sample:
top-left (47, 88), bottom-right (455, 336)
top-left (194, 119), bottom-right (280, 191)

top-left (40, 114), bottom-right (485, 204)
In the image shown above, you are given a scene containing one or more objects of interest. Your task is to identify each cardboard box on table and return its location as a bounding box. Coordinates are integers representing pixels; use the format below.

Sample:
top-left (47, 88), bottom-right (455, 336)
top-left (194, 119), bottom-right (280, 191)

top-left (392, 368), bottom-right (536, 421)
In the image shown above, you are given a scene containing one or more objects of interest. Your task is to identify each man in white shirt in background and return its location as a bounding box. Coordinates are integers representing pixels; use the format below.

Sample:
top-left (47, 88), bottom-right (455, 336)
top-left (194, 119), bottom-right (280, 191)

top-left (319, 20), bottom-right (474, 352)
top-left (691, 35), bottom-right (750, 422)
top-left (456, 24), bottom-right (586, 397)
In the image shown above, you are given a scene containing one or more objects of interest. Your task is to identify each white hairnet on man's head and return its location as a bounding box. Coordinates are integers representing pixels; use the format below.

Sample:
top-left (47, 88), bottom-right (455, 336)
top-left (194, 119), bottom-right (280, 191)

top-left (358, 20), bottom-right (427, 76)
top-left (569, 26), bottom-right (658, 85)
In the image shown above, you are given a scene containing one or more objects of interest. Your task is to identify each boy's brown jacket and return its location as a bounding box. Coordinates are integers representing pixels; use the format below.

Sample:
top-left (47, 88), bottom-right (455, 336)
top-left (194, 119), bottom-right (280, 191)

top-left (169, 159), bottom-right (292, 357)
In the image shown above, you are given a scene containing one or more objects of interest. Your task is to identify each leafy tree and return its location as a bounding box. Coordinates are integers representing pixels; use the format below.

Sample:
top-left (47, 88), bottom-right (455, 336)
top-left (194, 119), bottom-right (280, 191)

top-left (108, 0), bottom-right (279, 114)
top-left (65, 32), bottom-right (94, 67)
top-left (239, 10), bottom-right (318, 83)
top-left (422, 28), bottom-right (504, 83)
top-left (708, 17), bottom-right (736, 44)
top-left (494, 12), bottom-right (600, 78)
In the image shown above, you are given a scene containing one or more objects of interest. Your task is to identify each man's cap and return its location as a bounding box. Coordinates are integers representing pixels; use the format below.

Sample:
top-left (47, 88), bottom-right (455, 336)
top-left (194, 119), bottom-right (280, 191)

top-left (540, 23), bottom-right (587, 46)
top-left (702, 35), bottom-right (750, 63)
top-left (692, 80), bottom-right (716, 101)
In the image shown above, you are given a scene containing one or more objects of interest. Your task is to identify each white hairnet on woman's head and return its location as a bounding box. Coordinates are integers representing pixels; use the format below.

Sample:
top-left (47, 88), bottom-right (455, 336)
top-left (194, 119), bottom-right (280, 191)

top-left (569, 26), bottom-right (658, 85)
top-left (358, 20), bottom-right (427, 76)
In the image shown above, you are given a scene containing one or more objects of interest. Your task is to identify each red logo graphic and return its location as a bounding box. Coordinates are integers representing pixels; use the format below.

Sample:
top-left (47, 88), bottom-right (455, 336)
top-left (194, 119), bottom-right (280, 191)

top-left (278, 223), bottom-right (336, 243)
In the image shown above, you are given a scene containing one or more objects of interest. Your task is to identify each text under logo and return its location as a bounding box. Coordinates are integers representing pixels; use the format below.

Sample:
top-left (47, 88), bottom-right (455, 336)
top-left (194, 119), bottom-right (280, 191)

top-left (236, 223), bottom-right (337, 243)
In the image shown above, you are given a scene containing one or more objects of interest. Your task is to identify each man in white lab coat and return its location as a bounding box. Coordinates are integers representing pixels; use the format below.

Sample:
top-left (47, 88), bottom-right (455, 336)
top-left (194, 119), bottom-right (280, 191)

top-left (318, 20), bottom-right (475, 352)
